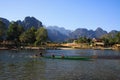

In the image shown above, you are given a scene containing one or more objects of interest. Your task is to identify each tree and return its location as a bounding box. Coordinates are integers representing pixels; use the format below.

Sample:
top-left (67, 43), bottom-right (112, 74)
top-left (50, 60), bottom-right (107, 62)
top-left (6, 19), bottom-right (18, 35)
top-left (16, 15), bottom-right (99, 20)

top-left (19, 27), bottom-right (36, 44)
top-left (35, 27), bottom-right (48, 45)
top-left (6, 22), bottom-right (24, 47)
top-left (102, 37), bottom-right (109, 46)
top-left (0, 20), bottom-right (7, 41)
top-left (115, 32), bottom-right (120, 44)
top-left (7, 22), bottom-right (24, 41)
top-left (77, 37), bottom-right (88, 43)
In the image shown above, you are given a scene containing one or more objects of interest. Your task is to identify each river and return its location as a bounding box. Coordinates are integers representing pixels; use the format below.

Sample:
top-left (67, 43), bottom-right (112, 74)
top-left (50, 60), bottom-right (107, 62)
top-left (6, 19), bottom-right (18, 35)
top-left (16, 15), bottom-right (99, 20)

top-left (0, 49), bottom-right (120, 80)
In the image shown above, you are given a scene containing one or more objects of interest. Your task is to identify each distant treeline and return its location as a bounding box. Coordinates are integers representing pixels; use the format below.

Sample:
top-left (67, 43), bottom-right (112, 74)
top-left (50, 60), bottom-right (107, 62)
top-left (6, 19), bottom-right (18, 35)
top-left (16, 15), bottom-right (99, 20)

top-left (67, 32), bottom-right (120, 47)
top-left (0, 19), bottom-right (120, 48)
top-left (0, 20), bottom-right (48, 47)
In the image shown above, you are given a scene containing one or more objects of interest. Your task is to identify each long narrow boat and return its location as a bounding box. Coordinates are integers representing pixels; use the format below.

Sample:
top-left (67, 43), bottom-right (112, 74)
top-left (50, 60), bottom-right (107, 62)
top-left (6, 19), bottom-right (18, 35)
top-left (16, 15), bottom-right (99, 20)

top-left (44, 56), bottom-right (91, 60)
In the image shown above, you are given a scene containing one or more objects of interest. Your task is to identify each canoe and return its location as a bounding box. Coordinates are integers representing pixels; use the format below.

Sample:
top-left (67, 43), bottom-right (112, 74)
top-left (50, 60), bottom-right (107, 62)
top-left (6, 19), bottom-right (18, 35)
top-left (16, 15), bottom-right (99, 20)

top-left (44, 56), bottom-right (91, 60)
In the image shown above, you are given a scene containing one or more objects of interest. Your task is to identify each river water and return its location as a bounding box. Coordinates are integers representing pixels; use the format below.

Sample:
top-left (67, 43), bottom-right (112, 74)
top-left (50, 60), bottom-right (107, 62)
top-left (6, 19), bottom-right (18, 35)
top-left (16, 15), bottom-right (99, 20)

top-left (0, 49), bottom-right (120, 80)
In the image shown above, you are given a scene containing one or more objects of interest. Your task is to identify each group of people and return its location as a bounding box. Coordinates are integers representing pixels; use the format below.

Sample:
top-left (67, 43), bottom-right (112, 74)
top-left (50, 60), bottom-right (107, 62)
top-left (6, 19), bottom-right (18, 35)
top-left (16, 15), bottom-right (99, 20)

top-left (34, 52), bottom-right (65, 59)
top-left (34, 52), bottom-right (43, 57)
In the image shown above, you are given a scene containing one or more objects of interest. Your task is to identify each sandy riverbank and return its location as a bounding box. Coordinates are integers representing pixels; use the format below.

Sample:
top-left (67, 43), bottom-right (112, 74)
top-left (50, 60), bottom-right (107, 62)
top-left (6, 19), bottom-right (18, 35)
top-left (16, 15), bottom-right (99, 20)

top-left (0, 47), bottom-right (9, 50)
top-left (0, 46), bottom-right (118, 50)
top-left (59, 47), bottom-right (78, 50)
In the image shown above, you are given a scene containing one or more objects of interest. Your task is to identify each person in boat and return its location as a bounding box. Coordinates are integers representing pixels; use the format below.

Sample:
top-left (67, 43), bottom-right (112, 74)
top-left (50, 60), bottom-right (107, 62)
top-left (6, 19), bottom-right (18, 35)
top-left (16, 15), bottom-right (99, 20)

top-left (51, 54), bottom-right (55, 58)
top-left (39, 52), bottom-right (43, 57)
top-left (32, 54), bottom-right (38, 58)
top-left (61, 54), bottom-right (64, 58)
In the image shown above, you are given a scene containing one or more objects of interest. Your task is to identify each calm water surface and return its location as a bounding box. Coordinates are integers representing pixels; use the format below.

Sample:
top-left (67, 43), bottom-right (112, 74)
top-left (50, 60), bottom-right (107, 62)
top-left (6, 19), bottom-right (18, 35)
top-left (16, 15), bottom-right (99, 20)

top-left (0, 49), bottom-right (120, 80)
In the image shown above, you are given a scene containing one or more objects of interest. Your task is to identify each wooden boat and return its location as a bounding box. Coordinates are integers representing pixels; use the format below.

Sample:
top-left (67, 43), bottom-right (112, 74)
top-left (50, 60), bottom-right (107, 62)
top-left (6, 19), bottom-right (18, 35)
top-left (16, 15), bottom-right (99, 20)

top-left (44, 56), bottom-right (91, 60)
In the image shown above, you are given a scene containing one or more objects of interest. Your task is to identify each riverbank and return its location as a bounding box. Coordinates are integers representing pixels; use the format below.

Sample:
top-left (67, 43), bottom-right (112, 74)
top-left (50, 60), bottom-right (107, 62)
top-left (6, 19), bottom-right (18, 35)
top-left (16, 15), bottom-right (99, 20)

top-left (0, 47), bottom-right (9, 50)
top-left (0, 46), bottom-right (119, 50)
top-left (58, 47), bottom-right (76, 50)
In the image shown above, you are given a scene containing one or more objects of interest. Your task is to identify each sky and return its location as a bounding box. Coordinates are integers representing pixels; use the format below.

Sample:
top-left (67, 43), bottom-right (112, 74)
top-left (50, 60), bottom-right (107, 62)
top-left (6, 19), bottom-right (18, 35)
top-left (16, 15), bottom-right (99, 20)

top-left (0, 0), bottom-right (120, 32)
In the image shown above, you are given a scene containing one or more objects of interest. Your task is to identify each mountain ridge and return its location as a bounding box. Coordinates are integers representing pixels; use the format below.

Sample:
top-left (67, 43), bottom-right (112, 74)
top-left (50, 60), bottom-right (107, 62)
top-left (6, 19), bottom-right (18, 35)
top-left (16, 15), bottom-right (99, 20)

top-left (0, 17), bottom-right (119, 42)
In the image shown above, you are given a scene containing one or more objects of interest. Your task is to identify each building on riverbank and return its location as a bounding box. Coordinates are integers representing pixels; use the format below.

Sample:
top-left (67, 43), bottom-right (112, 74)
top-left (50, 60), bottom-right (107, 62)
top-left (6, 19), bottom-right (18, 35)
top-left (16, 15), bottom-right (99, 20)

top-left (113, 44), bottom-right (120, 50)
top-left (92, 38), bottom-right (104, 47)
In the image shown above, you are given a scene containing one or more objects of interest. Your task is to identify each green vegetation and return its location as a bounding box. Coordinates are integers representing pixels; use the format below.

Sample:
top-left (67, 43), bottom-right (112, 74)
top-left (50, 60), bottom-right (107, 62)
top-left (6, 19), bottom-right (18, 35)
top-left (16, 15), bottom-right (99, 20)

top-left (101, 32), bottom-right (120, 46)
top-left (0, 20), bottom-right (7, 41)
top-left (68, 33), bottom-right (120, 48)
top-left (71, 31), bottom-right (120, 47)
top-left (0, 20), bottom-right (48, 48)
top-left (116, 32), bottom-right (120, 44)
top-left (7, 22), bottom-right (24, 43)
top-left (73, 37), bottom-right (92, 45)
top-left (35, 27), bottom-right (48, 46)
top-left (19, 27), bottom-right (36, 45)
top-left (0, 19), bottom-right (120, 49)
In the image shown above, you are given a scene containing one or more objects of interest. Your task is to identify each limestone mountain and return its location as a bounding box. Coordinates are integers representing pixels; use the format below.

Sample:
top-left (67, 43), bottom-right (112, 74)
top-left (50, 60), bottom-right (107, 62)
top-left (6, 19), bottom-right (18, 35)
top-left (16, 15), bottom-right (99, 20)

top-left (0, 17), bottom-right (10, 28)
top-left (0, 16), bottom-right (118, 42)
top-left (70, 27), bottom-right (107, 39)
top-left (95, 27), bottom-right (107, 38)
top-left (47, 29), bottom-right (68, 42)
top-left (47, 26), bottom-right (71, 36)
top-left (16, 16), bottom-right (43, 29)
top-left (23, 16), bottom-right (43, 29)
top-left (0, 16), bottom-right (43, 30)
top-left (101, 30), bottom-right (119, 38)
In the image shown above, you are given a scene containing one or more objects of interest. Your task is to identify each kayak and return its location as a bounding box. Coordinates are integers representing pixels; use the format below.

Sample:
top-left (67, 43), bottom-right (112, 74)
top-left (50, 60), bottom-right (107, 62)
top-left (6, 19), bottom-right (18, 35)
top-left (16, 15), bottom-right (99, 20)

top-left (44, 56), bottom-right (91, 60)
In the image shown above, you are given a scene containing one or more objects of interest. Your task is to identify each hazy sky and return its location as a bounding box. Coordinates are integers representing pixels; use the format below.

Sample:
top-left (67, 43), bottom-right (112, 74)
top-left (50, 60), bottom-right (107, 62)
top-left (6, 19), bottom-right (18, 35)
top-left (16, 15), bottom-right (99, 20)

top-left (0, 0), bottom-right (120, 31)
